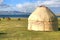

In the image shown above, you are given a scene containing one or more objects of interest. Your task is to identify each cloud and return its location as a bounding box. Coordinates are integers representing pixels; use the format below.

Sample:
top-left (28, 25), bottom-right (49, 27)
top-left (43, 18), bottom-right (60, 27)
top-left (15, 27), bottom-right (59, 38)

top-left (0, 0), bottom-right (3, 4)
top-left (16, 2), bottom-right (37, 12)
top-left (41, 0), bottom-right (60, 7)
top-left (16, 4), bottom-right (22, 8)
top-left (16, 0), bottom-right (60, 12)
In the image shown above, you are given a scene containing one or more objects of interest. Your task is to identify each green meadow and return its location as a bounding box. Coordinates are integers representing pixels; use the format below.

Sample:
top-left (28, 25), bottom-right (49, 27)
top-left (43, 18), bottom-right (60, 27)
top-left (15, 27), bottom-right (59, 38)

top-left (0, 18), bottom-right (60, 40)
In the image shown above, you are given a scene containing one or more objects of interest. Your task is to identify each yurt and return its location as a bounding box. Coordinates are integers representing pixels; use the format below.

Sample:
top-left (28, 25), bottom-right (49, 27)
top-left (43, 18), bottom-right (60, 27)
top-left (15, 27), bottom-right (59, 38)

top-left (28, 5), bottom-right (58, 31)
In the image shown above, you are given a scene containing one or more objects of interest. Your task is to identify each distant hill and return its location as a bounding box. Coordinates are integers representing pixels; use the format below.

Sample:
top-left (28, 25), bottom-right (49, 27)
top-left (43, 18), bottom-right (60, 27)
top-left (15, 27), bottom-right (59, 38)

top-left (0, 11), bottom-right (30, 15)
top-left (0, 3), bottom-right (31, 15)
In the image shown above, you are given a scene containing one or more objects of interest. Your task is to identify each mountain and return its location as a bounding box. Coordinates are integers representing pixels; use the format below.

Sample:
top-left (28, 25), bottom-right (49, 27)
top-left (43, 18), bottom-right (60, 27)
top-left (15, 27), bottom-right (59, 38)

top-left (0, 11), bottom-right (30, 15)
top-left (0, 3), bottom-right (31, 15)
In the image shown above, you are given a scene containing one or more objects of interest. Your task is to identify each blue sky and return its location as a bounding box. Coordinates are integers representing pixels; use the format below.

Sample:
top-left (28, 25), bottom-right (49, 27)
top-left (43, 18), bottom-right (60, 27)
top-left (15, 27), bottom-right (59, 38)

top-left (3, 0), bottom-right (43, 6)
top-left (0, 0), bottom-right (60, 14)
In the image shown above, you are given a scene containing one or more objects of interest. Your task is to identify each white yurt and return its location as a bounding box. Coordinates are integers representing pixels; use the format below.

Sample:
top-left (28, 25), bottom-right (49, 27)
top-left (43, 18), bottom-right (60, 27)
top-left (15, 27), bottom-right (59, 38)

top-left (28, 5), bottom-right (58, 31)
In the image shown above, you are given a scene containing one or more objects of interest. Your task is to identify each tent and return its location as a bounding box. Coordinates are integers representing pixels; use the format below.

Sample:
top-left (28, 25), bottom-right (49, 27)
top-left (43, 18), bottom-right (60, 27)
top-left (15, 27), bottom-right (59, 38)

top-left (28, 5), bottom-right (58, 31)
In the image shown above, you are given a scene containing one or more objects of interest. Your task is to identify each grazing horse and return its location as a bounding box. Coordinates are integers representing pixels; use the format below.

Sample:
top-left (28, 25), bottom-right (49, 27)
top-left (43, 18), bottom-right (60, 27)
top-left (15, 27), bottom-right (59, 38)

top-left (0, 18), bottom-right (1, 21)
top-left (18, 18), bottom-right (21, 20)
top-left (7, 17), bottom-right (11, 21)
top-left (3, 17), bottom-right (5, 19)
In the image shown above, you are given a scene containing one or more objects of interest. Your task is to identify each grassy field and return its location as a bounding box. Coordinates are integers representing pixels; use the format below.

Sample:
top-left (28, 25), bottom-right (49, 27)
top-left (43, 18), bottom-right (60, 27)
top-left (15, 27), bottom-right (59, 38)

top-left (0, 18), bottom-right (60, 40)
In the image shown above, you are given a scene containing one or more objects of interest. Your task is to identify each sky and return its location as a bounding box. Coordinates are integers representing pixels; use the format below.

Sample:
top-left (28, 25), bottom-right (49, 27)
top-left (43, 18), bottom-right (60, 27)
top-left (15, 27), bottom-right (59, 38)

top-left (0, 0), bottom-right (60, 14)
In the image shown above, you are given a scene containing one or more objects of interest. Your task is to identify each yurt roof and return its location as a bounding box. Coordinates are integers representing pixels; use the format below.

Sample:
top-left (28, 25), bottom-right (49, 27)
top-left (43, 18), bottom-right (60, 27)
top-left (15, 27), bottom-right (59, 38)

top-left (28, 5), bottom-right (57, 21)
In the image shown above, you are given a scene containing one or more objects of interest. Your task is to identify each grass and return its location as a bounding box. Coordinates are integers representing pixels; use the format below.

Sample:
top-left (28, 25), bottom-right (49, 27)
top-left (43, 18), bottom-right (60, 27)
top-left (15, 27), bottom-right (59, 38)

top-left (0, 18), bottom-right (60, 40)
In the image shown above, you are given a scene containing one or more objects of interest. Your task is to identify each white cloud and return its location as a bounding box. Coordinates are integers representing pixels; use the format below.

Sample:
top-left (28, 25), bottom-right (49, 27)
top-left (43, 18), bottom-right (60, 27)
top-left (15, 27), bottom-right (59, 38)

top-left (16, 0), bottom-right (60, 12)
top-left (16, 4), bottom-right (22, 8)
top-left (16, 2), bottom-right (37, 12)
top-left (0, 0), bottom-right (3, 4)
top-left (41, 0), bottom-right (60, 7)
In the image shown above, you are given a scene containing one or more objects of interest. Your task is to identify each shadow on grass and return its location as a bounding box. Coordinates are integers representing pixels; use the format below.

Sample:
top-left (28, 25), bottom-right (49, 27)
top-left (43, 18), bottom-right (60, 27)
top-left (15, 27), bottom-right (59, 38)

top-left (0, 33), bottom-right (7, 35)
top-left (0, 33), bottom-right (7, 38)
top-left (58, 28), bottom-right (60, 31)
